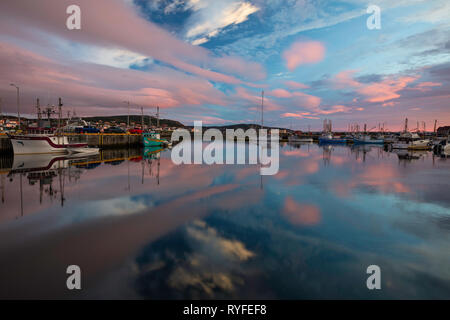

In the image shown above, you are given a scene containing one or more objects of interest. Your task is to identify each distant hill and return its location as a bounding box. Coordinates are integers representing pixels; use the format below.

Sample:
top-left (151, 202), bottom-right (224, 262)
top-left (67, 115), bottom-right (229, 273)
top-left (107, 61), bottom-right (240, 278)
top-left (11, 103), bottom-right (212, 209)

top-left (1, 114), bottom-right (184, 128)
top-left (82, 115), bottom-right (184, 128)
top-left (186, 123), bottom-right (291, 131)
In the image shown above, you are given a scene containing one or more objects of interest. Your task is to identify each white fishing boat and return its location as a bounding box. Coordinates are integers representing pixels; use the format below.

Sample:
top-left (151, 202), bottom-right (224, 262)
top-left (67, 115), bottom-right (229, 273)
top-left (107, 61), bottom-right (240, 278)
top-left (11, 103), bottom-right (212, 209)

top-left (391, 133), bottom-right (430, 150)
top-left (444, 143), bottom-right (450, 155)
top-left (437, 135), bottom-right (450, 155)
top-left (8, 132), bottom-right (99, 155)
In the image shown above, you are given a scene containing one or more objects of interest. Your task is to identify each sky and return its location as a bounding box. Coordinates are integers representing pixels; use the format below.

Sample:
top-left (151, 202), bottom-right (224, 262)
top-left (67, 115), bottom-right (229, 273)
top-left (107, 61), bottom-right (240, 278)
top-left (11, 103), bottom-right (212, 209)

top-left (0, 0), bottom-right (449, 130)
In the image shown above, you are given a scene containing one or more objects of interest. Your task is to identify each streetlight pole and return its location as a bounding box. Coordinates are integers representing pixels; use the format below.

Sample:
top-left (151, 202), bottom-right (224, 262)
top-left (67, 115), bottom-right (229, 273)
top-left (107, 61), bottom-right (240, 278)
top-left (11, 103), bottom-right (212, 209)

top-left (10, 83), bottom-right (20, 128)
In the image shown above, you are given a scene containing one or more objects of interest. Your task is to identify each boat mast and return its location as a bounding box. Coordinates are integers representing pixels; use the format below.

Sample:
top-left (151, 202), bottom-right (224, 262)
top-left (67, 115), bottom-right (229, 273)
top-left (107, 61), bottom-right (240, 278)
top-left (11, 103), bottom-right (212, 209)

top-left (58, 97), bottom-right (63, 134)
top-left (261, 90), bottom-right (264, 129)
top-left (36, 99), bottom-right (42, 127)
top-left (156, 106), bottom-right (160, 128)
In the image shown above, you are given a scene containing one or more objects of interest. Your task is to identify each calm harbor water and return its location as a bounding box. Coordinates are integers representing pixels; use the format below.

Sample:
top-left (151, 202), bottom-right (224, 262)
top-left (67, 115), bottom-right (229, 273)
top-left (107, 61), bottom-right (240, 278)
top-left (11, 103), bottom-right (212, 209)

top-left (0, 143), bottom-right (449, 299)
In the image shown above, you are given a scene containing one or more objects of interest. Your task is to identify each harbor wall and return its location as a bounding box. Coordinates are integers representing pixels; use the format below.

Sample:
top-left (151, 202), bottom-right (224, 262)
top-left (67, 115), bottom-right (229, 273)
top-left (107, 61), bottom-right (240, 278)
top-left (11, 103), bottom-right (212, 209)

top-left (70, 133), bottom-right (143, 148)
top-left (0, 135), bottom-right (12, 154)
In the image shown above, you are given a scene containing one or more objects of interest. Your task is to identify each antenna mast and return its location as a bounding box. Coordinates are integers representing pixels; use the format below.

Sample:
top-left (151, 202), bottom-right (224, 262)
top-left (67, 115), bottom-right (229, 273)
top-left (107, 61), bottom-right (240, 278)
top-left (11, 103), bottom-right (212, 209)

top-left (156, 106), bottom-right (160, 128)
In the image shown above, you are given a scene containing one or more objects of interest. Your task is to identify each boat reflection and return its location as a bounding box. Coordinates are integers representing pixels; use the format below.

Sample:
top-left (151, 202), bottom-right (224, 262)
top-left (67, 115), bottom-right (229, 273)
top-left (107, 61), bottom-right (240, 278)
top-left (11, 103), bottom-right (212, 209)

top-left (391, 149), bottom-right (428, 163)
top-left (0, 147), bottom-right (167, 221)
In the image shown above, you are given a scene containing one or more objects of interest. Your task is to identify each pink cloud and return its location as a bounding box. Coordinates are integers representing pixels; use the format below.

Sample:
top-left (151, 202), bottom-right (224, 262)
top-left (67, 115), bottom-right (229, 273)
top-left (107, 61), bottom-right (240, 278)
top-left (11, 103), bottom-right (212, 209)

top-left (358, 76), bottom-right (418, 103)
top-left (268, 88), bottom-right (292, 98)
top-left (283, 41), bottom-right (325, 71)
top-left (412, 81), bottom-right (442, 92)
top-left (283, 197), bottom-right (321, 226)
top-left (235, 87), bottom-right (283, 111)
top-left (284, 80), bottom-right (310, 90)
top-left (332, 70), bottom-right (361, 89)
top-left (0, 0), bottom-right (265, 85)
top-left (281, 112), bottom-right (318, 119)
top-left (316, 105), bottom-right (352, 115)
top-left (0, 42), bottom-right (228, 115)
top-left (291, 92), bottom-right (322, 109)
top-left (332, 70), bottom-right (420, 103)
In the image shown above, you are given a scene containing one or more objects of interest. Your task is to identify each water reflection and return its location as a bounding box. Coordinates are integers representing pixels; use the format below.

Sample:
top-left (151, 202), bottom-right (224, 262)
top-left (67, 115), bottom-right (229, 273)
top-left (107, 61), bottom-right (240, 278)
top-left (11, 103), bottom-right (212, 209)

top-left (0, 143), bottom-right (449, 299)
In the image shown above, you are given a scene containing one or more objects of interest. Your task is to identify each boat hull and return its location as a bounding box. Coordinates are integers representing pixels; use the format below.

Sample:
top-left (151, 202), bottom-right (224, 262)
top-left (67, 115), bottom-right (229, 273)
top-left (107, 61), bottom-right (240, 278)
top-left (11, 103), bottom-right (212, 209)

top-left (9, 135), bottom-right (88, 155)
top-left (319, 138), bottom-right (347, 144)
top-left (443, 144), bottom-right (450, 155)
top-left (392, 140), bottom-right (431, 150)
top-left (353, 139), bottom-right (384, 144)
top-left (289, 137), bottom-right (313, 143)
top-left (143, 133), bottom-right (169, 147)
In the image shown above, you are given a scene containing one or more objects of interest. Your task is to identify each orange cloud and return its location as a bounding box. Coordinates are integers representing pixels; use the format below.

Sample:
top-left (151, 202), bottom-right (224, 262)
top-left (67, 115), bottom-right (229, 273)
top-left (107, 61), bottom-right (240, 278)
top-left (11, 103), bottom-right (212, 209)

top-left (283, 41), bottom-right (325, 71)
top-left (358, 76), bottom-right (418, 103)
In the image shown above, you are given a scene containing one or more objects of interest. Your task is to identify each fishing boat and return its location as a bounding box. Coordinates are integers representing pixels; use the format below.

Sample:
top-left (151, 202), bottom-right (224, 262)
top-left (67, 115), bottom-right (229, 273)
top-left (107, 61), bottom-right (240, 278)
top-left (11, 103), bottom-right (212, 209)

top-left (434, 135), bottom-right (450, 155)
top-left (8, 132), bottom-right (99, 155)
top-left (391, 132), bottom-right (430, 150)
top-left (143, 146), bottom-right (164, 160)
top-left (444, 143), bottom-right (450, 155)
top-left (353, 134), bottom-right (384, 144)
top-left (318, 133), bottom-right (347, 144)
top-left (143, 132), bottom-right (170, 147)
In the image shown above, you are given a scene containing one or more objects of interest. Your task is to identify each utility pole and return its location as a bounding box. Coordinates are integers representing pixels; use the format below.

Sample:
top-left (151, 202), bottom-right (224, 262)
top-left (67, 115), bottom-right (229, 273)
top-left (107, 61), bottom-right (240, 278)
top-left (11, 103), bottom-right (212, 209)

top-left (10, 83), bottom-right (20, 128)
top-left (434, 120), bottom-right (437, 136)
top-left (141, 106), bottom-right (144, 130)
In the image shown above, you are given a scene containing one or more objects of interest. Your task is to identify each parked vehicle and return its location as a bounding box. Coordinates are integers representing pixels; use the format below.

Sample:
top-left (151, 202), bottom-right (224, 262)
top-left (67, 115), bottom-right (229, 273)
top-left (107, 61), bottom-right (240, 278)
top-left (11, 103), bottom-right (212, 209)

top-left (104, 127), bottom-right (126, 134)
top-left (128, 128), bottom-right (143, 134)
top-left (75, 126), bottom-right (100, 134)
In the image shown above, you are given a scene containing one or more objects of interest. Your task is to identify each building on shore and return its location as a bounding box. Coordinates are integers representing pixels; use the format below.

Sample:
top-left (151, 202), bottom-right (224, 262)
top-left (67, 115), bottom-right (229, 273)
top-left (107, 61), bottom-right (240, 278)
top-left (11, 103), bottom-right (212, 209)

top-left (437, 126), bottom-right (450, 136)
